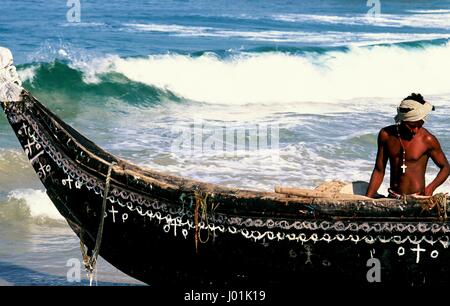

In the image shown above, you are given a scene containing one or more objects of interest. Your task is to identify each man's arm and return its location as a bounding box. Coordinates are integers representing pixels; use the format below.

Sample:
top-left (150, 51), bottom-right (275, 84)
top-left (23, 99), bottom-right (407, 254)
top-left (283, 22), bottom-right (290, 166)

top-left (366, 129), bottom-right (389, 198)
top-left (424, 134), bottom-right (450, 196)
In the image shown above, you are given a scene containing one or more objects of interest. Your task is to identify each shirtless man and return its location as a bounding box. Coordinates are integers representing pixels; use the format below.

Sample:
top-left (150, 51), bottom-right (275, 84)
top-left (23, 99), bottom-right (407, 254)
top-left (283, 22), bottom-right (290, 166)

top-left (366, 93), bottom-right (450, 198)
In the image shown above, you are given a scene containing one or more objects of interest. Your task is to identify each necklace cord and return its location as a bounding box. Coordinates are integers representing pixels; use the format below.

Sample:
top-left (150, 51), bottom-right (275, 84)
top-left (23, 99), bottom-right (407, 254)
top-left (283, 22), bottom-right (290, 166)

top-left (396, 125), bottom-right (408, 174)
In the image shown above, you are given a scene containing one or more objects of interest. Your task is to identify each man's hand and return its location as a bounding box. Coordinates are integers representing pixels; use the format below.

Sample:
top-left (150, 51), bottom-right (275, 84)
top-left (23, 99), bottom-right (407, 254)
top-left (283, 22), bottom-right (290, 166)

top-left (423, 185), bottom-right (435, 196)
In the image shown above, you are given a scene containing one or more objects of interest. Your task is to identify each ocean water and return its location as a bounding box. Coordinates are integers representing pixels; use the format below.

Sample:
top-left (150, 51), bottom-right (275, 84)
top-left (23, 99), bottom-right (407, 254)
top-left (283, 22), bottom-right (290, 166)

top-left (1, 0), bottom-right (450, 285)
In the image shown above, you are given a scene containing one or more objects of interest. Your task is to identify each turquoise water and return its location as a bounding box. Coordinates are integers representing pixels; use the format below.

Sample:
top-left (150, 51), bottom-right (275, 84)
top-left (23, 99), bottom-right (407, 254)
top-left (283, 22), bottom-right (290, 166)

top-left (1, 0), bottom-right (450, 285)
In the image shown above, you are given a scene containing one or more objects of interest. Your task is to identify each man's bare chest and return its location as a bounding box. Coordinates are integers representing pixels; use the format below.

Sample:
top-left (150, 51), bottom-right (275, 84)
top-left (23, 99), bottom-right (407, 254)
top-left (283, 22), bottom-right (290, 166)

top-left (386, 137), bottom-right (429, 162)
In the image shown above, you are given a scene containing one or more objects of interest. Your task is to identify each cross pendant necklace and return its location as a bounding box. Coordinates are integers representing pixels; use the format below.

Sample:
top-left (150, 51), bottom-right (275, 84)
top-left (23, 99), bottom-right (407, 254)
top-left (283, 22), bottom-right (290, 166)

top-left (396, 125), bottom-right (407, 174)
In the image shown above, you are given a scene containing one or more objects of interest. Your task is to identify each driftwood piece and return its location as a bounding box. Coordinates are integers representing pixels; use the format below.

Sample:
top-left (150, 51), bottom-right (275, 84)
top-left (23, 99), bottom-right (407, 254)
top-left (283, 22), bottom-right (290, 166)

top-left (275, 186), bottom-right (372, 200)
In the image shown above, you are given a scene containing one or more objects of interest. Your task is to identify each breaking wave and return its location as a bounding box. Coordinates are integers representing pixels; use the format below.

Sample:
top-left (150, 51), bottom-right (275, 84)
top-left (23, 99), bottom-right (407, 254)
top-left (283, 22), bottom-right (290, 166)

top-left (0, 189), bottom-right (65, 225)
top-left (14, 39), bottom-right (450, 106)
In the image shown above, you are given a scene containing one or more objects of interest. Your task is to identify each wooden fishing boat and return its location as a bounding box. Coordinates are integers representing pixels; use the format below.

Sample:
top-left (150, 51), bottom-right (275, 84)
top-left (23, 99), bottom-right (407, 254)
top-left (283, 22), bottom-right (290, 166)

top-left (2, 50), bottom-right (450, 287)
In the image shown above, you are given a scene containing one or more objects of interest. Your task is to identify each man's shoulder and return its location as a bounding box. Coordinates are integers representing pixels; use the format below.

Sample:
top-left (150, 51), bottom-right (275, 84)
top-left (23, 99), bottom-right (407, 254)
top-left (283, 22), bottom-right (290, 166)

top-left (379, 125), bottom-right (396, 138)
top-left (421, 128), bottom-right (439, 146)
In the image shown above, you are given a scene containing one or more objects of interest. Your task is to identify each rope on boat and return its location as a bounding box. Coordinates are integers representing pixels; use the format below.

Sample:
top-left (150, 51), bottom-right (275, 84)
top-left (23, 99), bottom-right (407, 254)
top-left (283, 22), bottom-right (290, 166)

top-left (80, 162), bottom-right (115, 286)
top-left (421, 193), bottom-right (448, 221)
top-left (194, 190), bottom-right (211, 253)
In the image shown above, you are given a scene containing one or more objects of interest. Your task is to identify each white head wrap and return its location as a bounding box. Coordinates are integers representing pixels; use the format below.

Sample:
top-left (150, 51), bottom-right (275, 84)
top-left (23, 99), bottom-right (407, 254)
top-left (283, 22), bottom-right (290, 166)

top-left (394, 99), bottom-right (434, 123)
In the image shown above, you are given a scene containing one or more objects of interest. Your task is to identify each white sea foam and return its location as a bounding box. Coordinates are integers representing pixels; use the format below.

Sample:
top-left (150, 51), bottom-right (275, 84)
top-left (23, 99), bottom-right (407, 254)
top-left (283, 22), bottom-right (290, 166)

top-left (125, 23), bottom-right (450, 45)
top-left (136, 140), bottom-right (380, 191)
top-left (125, 23), bottom-right (214, 35)
top-left (71, 55), bottom-right (119, 84)
top-left (406, 9), bottom-right (450, 14)
top-left (7, 189), bottom-right (64, 221)
top-left (273, 12), bottom-right (450, 29)
top-left (60, 22), bottom-right (106, 27)
top-left (17, 66), bottom-right (38, 83)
